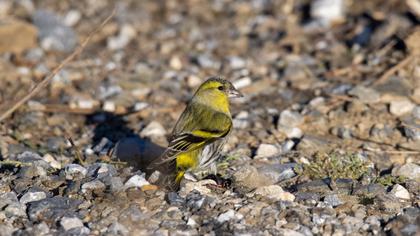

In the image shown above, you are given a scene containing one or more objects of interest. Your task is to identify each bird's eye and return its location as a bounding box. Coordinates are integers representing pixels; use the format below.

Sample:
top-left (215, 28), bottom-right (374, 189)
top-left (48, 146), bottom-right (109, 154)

top-left (218, 86), bottom-right (224, 91)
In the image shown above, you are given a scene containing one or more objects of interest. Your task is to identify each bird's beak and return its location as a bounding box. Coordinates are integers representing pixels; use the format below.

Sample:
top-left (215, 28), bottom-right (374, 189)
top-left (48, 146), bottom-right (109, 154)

top-left (228, 88), bottom-right (243, 98)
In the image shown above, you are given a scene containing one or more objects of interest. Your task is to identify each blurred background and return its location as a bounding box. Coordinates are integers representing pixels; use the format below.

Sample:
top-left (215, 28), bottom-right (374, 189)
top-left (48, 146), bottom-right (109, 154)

top-left (0, 0), bottom-right (420, 235)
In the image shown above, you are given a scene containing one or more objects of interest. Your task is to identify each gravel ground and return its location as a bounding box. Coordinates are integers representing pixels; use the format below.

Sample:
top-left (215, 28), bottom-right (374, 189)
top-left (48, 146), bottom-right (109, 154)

top-left (0, 0), bottom-right (419, 235)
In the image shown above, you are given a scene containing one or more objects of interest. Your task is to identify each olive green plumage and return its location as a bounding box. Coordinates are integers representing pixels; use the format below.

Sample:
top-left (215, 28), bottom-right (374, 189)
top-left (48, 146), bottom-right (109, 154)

top-left (148, 76), bottom-right (242, 190)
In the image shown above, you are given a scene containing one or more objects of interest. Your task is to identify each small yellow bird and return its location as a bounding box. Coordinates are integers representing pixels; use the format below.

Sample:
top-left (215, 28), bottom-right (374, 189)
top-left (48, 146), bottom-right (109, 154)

top-left (148, 76), bottom-right (242, 190)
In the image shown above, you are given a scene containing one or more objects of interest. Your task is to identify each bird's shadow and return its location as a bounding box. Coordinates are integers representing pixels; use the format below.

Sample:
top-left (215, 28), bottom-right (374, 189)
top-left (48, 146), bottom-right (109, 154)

top-left (85, 112), bottom-right (165, 174)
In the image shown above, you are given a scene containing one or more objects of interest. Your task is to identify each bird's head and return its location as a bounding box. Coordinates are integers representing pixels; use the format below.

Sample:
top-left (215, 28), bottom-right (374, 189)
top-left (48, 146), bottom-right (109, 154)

top-left (192, 76), bottom-right (242, 113)
top-left (195, 76), bottom-right (243, 99)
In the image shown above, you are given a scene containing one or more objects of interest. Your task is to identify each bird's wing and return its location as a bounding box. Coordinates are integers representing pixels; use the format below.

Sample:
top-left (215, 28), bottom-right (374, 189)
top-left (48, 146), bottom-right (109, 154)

top-left (148, 104), bottom-right (232, 167)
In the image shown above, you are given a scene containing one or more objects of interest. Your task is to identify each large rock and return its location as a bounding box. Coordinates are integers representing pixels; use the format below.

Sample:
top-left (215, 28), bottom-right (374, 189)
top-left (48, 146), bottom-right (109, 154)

top-left (392, 163), bottom-right (420, 182)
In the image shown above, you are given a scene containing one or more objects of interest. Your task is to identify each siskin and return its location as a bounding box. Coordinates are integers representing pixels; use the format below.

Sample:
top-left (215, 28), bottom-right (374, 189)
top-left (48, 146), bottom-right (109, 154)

top-left (148, 76), bottom-right (242, 190)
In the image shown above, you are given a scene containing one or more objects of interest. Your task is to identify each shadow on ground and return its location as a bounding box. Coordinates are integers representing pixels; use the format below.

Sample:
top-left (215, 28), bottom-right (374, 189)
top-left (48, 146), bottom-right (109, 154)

top-left (85, 112), bottom-right (165, 174)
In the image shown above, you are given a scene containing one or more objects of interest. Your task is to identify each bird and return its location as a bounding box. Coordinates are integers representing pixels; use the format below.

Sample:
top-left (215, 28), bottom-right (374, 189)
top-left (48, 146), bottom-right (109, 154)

top-left (147, 76), bottom-right (242, 190)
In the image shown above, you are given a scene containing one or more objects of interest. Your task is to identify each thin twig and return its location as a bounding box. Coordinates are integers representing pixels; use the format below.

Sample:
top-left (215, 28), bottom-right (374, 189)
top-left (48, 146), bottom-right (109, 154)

top-left (0, 9), bottom-right (116, 122)
top-left (373, 55), bottom-right (413, 86)
top-left (0, 160), bottom-right (31, 167)
top-left (67, 136), bottom-right (86, 166)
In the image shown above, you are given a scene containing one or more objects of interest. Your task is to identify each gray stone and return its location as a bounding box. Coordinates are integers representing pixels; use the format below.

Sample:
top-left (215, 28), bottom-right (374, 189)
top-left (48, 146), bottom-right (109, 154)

top-left (124, 174), bottom-right (150, 189)
top-left (392, 163), bottom-right (420, 182)
top-left (348, 86), bottom-right (380, 103)
top-left (60, 216), bottom-right (84, 231)
top-left (278, 110), bottom-right (304, 127)
top-left (256, 163), bottom-right (298, 183)
top-left (32, 10), bottom-right (77, 52)
top-left (20, 191), bottom-right (47, 204)
top-left (108, 222), bottom-right (129, 236)
top-left (389, 99), bottom-right (415, 116)
top-left (255, 143), bottom-right (279, 158)
top-left (166, 192), bottom-right (185, 206)
top-left (28, 196), bottom-right (82, 222)
top-left (81, 180), bottom-right (106, 194)
top-left (390, 184), bottom-right (410, 200)
top-left (109, 176), bottom-right (124, 192)
top-left (64, 164), bottom-right (87, 180)
top-left (412, 106), bottom-right (420, 119)
top-left (4, 202), bottom-right (27, 217)
top-left (323, 194), bottom-right (343, 207)
top-left (254, 185), bottom-right (295, 202)
top-left (217, 209), bottom-right (236, 223)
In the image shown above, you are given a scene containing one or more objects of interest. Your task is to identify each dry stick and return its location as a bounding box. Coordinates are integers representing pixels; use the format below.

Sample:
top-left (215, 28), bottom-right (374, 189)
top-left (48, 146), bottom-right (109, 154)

top-left (0, 9), bottom-right (116, 123)
top-left (67, 136), bottom-right (85, 166)
top-left (372, 54), bottom-right (413, 86)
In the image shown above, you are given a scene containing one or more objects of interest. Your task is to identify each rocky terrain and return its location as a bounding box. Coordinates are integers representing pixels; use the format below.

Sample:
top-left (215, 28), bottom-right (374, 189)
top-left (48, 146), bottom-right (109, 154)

top-left (0, 0), bottom-right (419, 235)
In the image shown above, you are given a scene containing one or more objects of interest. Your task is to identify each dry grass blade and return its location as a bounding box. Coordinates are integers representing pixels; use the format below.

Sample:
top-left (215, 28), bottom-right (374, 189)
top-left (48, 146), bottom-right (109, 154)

top-left (67, 136), bottom-right (85, 166)
top-left (0, 9), bottom-right (116, 123)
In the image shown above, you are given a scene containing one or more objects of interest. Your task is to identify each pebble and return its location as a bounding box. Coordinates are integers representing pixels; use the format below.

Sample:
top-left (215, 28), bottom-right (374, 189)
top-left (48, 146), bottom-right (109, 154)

top-left (278, 125), bottom-right (303, 139)
top-left (140, 121), bottom-right (167, 138)
top-left (0, 18), bottom-right (37, 53)
top-left (389, 99), bottom-right (415, 116)
top-left (28, 196), bottom-right (82, 222)
top-left (254, 185), bottom-right (295, 202)
top-left (233, 111), bottom-right (250, 129)
top-left (64, 164), bottom-right (88, 180)
top-left (311, 0), bottom-right (345, 25)
top-left (81, 180), bottom-right (106, 193)
top-left (217, 209), bottom-right (236, 223)
top-left (256, 163), bottom-right (298, 183)
top-left (42, 154), bottom-right (61, 169)
top-left (32, 10), bottom-right (77, 52)
top-left (20, 191), bottom-right (47, 204)
top-left (60, 216), bottom-right (84, 231)
top-left (278, 110), bottom-right (304, 127)
top-left (64, 10), bottom-right (81, 26)
top-left (255, 143), bottom-right (279, 158)
top-left (392, 163), bottom-right (420, 182)
top-left (390, 184), bottom-right (410, 200)
top-left (179, 179), bottom-right (216, 197)
top-left (232, 77), bottom-right (252, 89)
top-left (124, 174), bottom-right (150, 189)
top-left (348, 86), bottom-right (380, 104)
top-left (107, 24), bottom-right (136, 50)
top-left (323, 194), bottom-right (343, 207)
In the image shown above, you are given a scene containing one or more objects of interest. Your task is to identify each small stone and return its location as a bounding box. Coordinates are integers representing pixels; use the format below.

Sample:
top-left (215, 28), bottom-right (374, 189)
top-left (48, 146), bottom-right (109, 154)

top-left (392, 163), bottom-right (420, 182)
top-left (217, 209), bottom-right (235, 223)
top-left (229, 56), bottom-right (246, 69)
top-left (412, 106), bottom-right (420, 119)
top-left (278, 125), bottom-right (303, 139)
top-left (109, 177), bottom-right (124, 192)
top-left (124, 174), bottom-right (150, 189)
top-left (232, 77), bottom-right (252, 89)
top-left (107, 222), bottom-right (129, 236)
top-left (311, 0), bottom-right (345, 26)
top-left (390, 184), bottom-right (410, 200)
top-left (255, 143), bottom-right (279, 158)
top-left (281, 140), bottom-right (296, 153)
top-left (42, 154), bottom-right (61, 169)
top-left (140, 121), bottom-right (166, 138)
top-left (186, 75), bottom-right (202, 88)
top-left (169, 56), bottom-right (183, 70)
top-left (64, 10), bottom-right (81, 26)
top-left (233, 111), bottom-right (250, 129)
top-left (107, 24), bottom-right (136, 50)
top-left (0, 18), bottom-right (37, 53)
top-left (376, 193), bottom-right (401, 213)
top-left (64, 164), bottom-right (87, 180)
top-left (81, 180), bottom-right (106, 194)
top-left (348, 86), bottom-right (380, 104)
top-left (20, 191), bottom-right (47, 204)
top-left (33, 10), bottom-right (77, 52)
top-left (4, 202), bottom-right (27, 217)
top-left (389, 99), bottom-right (415, 116)
top-left (103, 101), bottom-right (116, 112)
top-left (256, 163), bottom-right (298, 184)
top-left (323, 194), bottom-right (343, 207)
top-left (166, 192), bottom-right (185, 206)
top-left (179, 179), bottom-right (216, 197)
top-left (254, 185), bottom-right (295, 202)
top-left (60, 216), bottom-right (84, 231)
top-left (278, 110), bottom-right (304, 127)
